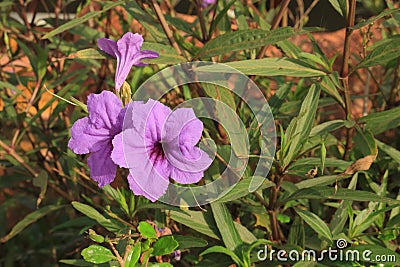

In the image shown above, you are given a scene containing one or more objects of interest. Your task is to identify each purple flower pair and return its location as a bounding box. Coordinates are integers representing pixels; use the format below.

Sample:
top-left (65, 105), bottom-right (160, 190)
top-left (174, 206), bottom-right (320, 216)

top-left (68, 92), bottom-right (212, 201)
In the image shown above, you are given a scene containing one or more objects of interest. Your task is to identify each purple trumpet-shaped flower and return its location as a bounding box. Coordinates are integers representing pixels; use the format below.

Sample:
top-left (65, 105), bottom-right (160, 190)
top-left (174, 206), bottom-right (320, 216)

top-left (202, 0), bottom-right (216, 8)
top-left (98, 32), bottom-right (159, 91)
top-left (111, 99), bottom-right (212, 202)
top-left (68, 91), bottom-right (125, 187)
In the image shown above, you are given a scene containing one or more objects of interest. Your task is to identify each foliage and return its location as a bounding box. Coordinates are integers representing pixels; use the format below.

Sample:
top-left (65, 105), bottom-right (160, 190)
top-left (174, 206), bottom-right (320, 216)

top-left (1, 0), bottom-right (400, 266)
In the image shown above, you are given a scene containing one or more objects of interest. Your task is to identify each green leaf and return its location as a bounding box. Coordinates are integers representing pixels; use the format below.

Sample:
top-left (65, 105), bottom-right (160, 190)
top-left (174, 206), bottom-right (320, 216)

top-left (169, 210), bottom-right (220, 240)
top-left (138, 221), bottom-right (157, 240)
top-left (269, 83), bottom-right (292, 114)
top-left (355, 36), bottom-right (400, 69)
top-left (196, 27), bottom-right (294, 58)
top-left (68, 48), bottom-right (106, 60)
top-left (288, 217), bottom-right (305, 247)
top-left (351, 204), bottom-right (400, 238)
top-left (211, 202), bottom-right (242, 251)
top-left (234, 222), bottom-right (257, 244)
top-left (202, 83), bottom-right (236, 110)
top-left (295, 208), bottom-right (333, 242)
top-left (59, 259), bottom-right (101, 266)
top-left (33, 170), bottom-right (48, 207)
top-left (376, 139), bottom-right (400, 163)
top-left (125, 242), bottom-right (141, 267)
top-left (351, 8), bottom-right (400, 30)
top-left (359, 106), bottom-right (400, 134)
top-left (71, 202), bottom-right (121, 232)
top-left (0, 205), bottom-right (64, 243)
top-left (81, 245), bottom-right (116, 264)
top-left (281, 186), bottom-right (400, 204)
top-left (200, 246), bottom-right (243, 266)
top-left (174, 235), bottom-right (208, 249)
top-left (328, 0), bottom-right (347, 16)
top-left (42, 1), bottom-right (124, 39)
top-left (294, 175), bottom-right (350, 189)
top-left (88, 229), bottom-right (105, 243)
top-left (209, 0), bottom-right (238, 35)
top-left (215, 177), bottom-right (275, 203)
top-left (152, 236), bottom-right (179, 256)
top-left (320, 74), bottom-right (345, 108)
top-left (309, 120), bottom-right (345, 136)
top-left (353, 128), bottom-right (377, 156)
top-left (141, 43), bottom-right (185, 64)
top-left (283, 84), bottom-right (321, 167)
top-left (197, 58), bottom-right (326, 77)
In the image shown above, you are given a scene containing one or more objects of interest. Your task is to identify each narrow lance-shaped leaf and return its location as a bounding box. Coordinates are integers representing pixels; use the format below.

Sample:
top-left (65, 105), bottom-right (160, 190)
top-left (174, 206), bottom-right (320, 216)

top-left (295, 208), bottom-right (333, 242)
top-left (0, 205), bottom-right (65, 243)
top-left (197, 58), bottom-right (327, 77)
top-left (355, 36), bottom-right (400, 70)
top-left (210, 202), bottom-right (243, 252)
top-left (196, 27), bottom-right (294, 58)
top-left (42, 1), bottom-right (124, 39)
top-left (283, 84), bottom-right (321, 168)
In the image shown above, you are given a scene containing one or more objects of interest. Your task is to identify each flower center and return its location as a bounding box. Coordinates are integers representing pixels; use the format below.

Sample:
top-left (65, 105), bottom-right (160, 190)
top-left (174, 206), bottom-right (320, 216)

top-left (149, 141), bottom-right (166, 164)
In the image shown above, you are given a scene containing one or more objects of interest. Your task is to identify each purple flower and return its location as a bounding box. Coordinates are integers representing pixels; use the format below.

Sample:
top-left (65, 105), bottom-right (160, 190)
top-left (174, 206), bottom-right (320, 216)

top-left (202, 0), bottom-right (216, 8)
top-left (111, 99), bottom-right (212, 202)
top-left (68, 91), bottom-right (125, 187)
top-left (98, 32), bottom-right (159, 91)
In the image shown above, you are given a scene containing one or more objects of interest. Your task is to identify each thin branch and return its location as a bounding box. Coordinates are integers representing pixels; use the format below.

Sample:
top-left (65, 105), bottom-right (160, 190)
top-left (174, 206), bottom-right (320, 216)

top-left (340, 0), bottom-right (357, 159)
top-left (196, 0), bottom-right (209, 42)
top-left (108, 241), bottom-right (124, 267)
top-left (257, 0), bottom-right (290, 59)
top-left (151, 0), bottom-right (184, 56)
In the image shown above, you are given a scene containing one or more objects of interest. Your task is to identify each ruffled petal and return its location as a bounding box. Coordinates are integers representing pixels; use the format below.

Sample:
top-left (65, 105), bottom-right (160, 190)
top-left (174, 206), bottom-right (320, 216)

top-left (97, 38), bottom-right (118, 58)
top-left (162, 108), bottom-right (212, 173)
top-left (87, 143), bottom-right (117, 187)
top-left (126, 99), bottom-right (171, 142)
top-left (127, 172), bottom-right (168, 202)
top-left (68, 117), bottom-right (107, 154)
top-left (87, 91), bottom-right (124, 134)
top-left (114, 33), bottom-right (144, 90)
top-left (126, 146), bottom-right (171, 201)
top-left (110, 132), bottom-right (128, 168)
top-left (170, 167), bottom-right (204, 184)
top-left (163, 108), bottom-right (202, 146)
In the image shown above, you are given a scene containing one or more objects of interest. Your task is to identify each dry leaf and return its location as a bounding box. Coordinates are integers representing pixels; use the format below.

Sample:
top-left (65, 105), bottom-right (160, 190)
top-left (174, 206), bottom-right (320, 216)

top-left (343, 154), bottom-right (377, 175)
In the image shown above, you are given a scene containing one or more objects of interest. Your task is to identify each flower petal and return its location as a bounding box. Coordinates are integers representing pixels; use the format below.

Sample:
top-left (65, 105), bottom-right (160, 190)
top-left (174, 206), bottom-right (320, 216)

top-left (127, 172), bottom-right (168, 202)
top-left (87, 91), bottom-right (124, 134)
top-left (163, 108), bottom-right (202, 146)
top-left (126, 147), bottom-right (171, 201)
top-left (114, 33), bottom-right (144, 90)
top-left (87, 143), bottom-right (117, 187)
top-left (98, 38), bottom-right (118, 58)
top-left (68, 117), bottom-right (107, 154)
top-left (170, 167), bottom-right (204, 184)
top-left (132, 50), bottom-right (160, 66)
top-left (162, 108), bottom-right (212, 173)
top-left (126, 99), bottom-right (171, 142)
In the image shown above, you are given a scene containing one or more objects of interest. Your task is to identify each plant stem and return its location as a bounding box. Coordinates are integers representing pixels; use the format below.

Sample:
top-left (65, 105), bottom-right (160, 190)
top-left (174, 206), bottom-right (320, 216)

top-left (108, 241), bottom-right (124, 267)
top-left (196, 0), bottom-right (209, 42)
top-left (257, 0), bottom-right (290, 59)
top-left (151, 0), bottom-right (184, 56)
top-left (340, 0), bottom-right (356, 159)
